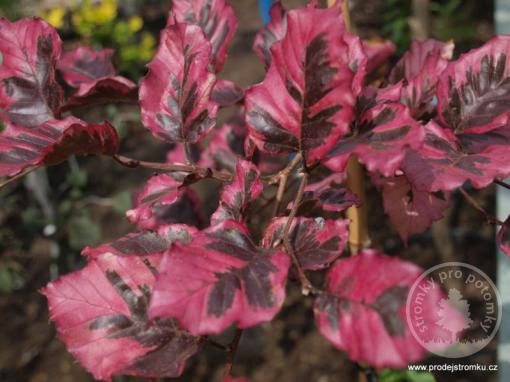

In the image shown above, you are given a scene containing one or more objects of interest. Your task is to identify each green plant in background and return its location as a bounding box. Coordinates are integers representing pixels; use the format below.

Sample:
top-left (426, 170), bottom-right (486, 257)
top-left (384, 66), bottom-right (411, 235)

top-left (382, 0), bottom-right (412, 54)
top-left (380, 369), bottom-right (436, 382)
top-left (42, 0), bottom-right (155, 76)
top-left (430, 0), bottom-right (475, 45)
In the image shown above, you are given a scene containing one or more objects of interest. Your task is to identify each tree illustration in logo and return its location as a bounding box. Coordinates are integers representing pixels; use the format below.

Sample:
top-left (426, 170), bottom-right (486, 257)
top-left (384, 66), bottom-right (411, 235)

top-left (436, 288), bottom-right (473, 343)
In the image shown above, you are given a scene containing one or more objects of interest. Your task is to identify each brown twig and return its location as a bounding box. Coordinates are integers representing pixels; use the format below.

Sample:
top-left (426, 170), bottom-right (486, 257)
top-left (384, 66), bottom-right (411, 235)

top-left (270, 154), bottom-right (302, 217)
top-left (0, 166), bottom-right (38, 191)
top-left (276, 171), bottom-right (316, 295)
top-left (459, 187), bottom-right (503, 226)
top-left (495, 179), bottom-right (510, 191)
top-left (223, 329), bottom-right (243, 378)
top-left (113, 154), bottom-right (233, 182)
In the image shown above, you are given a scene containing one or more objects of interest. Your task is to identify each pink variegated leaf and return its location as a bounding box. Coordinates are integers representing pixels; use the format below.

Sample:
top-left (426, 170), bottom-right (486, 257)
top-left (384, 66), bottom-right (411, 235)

top-left (0, 18), bottom-right (63, 128)
top-left (389, 39), bottom-right (454, 84)
top-left (43, 249), bottom-right (200, 381)
top-left (253, 1), bottom-right (287, 69)
top-left (61, 76), bottom-right (137, 112)
top-left (126, 174), bottom-right (203, 230)
top-left (58, 47), bottom-right (115, 87)
top-left (201, 108), bottom-right (248, 171)
top-left (402, 120), bottom-right (510, 191)
top-left (57, 47), bottom-right (138, 110)
top-left (245, 4), bottom-right (366, 164)
top-left (437, 35), bottom-right (510, 134)
top-left (263, 217), bottom-right (348, 270)
top-left (373, 174), bottom-right (450, 243)
top-left (83, 224), bottom-right (197, 260)
top-left (211, 79), bottom-right (244, 107)
top-left (324, 103), bottom-right (424, 176)
top-left (0, 117), bottom-right (118, 177)
top-left (289, 174), bottom-right (359, 215)
top-left (497, 215), bottom-right (510, 257)
top-left (388, 39), bottom-right (454, 118)
top-left (149, 220), bottom-right (291, 335)
top-left (211, 160), bottom-right (262, 225)
top-left (314, 250), bottom-right (447, 368)
top-left (170, 0), bottom-right (238, 72)
top-left (363, 39), bottom-right (396, 75)
top-left (139, 22), bottom-right (217, 144)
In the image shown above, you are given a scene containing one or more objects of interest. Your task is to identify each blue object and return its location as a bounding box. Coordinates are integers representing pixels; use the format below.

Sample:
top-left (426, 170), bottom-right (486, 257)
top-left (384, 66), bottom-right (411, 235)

top-left (258, 0), bottom-right (273, 24)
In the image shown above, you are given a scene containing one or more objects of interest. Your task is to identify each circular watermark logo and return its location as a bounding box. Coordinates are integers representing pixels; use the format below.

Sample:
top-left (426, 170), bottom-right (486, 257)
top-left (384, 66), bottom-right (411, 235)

top-left (406, 262), bottom-right (501, 358)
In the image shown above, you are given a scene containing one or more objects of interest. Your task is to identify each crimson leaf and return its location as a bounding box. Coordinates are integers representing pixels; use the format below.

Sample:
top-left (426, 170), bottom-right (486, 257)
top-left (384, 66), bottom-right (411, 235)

top-left (245, 4), bottom-right (366, 164)
top-left (211, 159), bottom-right (263, 225)
top-left (314, 250), bottom-right (432, 368)
top-left (324, 103), bottom-right (424, 176)
top-left (170, 0), bottom-right (238, 73)
top-left (57, 47), bottom-right (137, 111)
top-left (43, 248), bottom-right (200, 380)
top-left (252, 1), bottom-right (287, 69)
top-left (263, 217), bottom-right (348, 270)
top-left (149, 220), bottom-right (291, 335)
top-left (437, 35), bottom-right (510, 134)
top-left (0, 117), bottom-right (119, 177)
top-left (292, 173), bottom-right (360, 214)
top-left (388, 39), bottom-right (454, 118)
top-left (401, 120), bottom-right (510, 191)
top-left (0, 18), bottom-right (63, 128)
top-left (372, 174), bottom-right (450, 243)
top-left (139, 22), bottom-right (217, 144)
top-left (126, 174), bottom-right (202, 230)
top-left (363, 39), bottom-right (396, 75)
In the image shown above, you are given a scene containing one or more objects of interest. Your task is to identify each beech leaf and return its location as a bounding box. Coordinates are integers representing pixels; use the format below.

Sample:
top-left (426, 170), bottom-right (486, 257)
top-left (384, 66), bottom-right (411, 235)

top-left (253, 1), bottom-right (287, 69)
top-left (437, 35), bottom-right (510, 134)
top-left (0, 18), bottom-right (63, 128)
top-left (263, 217), bottom-right (348, 270)
top-left (149, 220), bottom-right (291, 335)
top-left (43, 249), bottom-right (200, 381)
top-left (373, 174), bottom-right (450, 243)
top-left (314, 250), bottom-right (438, 368)
top-left (126, 174), bottom-right (203, 230)
top-left (0, 117), bottom-right (119, 177)
top-left (170, 0), bottom-right (238, 72)
top-left (401, 120), bottom-right (510, 191)
top-left (139, 22), bottom-right (217, 144)
top-left (388, 39), bottom-right (454, 118)
top-left (211, 160), bottom-right (263, 225)
top-left (245, 4), bottom-right (366, 164)
top-left (324, 103), bottom-right (424, 177)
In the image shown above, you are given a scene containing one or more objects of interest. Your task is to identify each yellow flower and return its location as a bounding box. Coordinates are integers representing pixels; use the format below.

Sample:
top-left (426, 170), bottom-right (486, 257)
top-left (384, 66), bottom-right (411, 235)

top-left (128, 16), bottom-right (143, 33)
top-left (95, 0), bottom-right (117, 24)
top-left (43, 7), bottom-right (66, 29)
